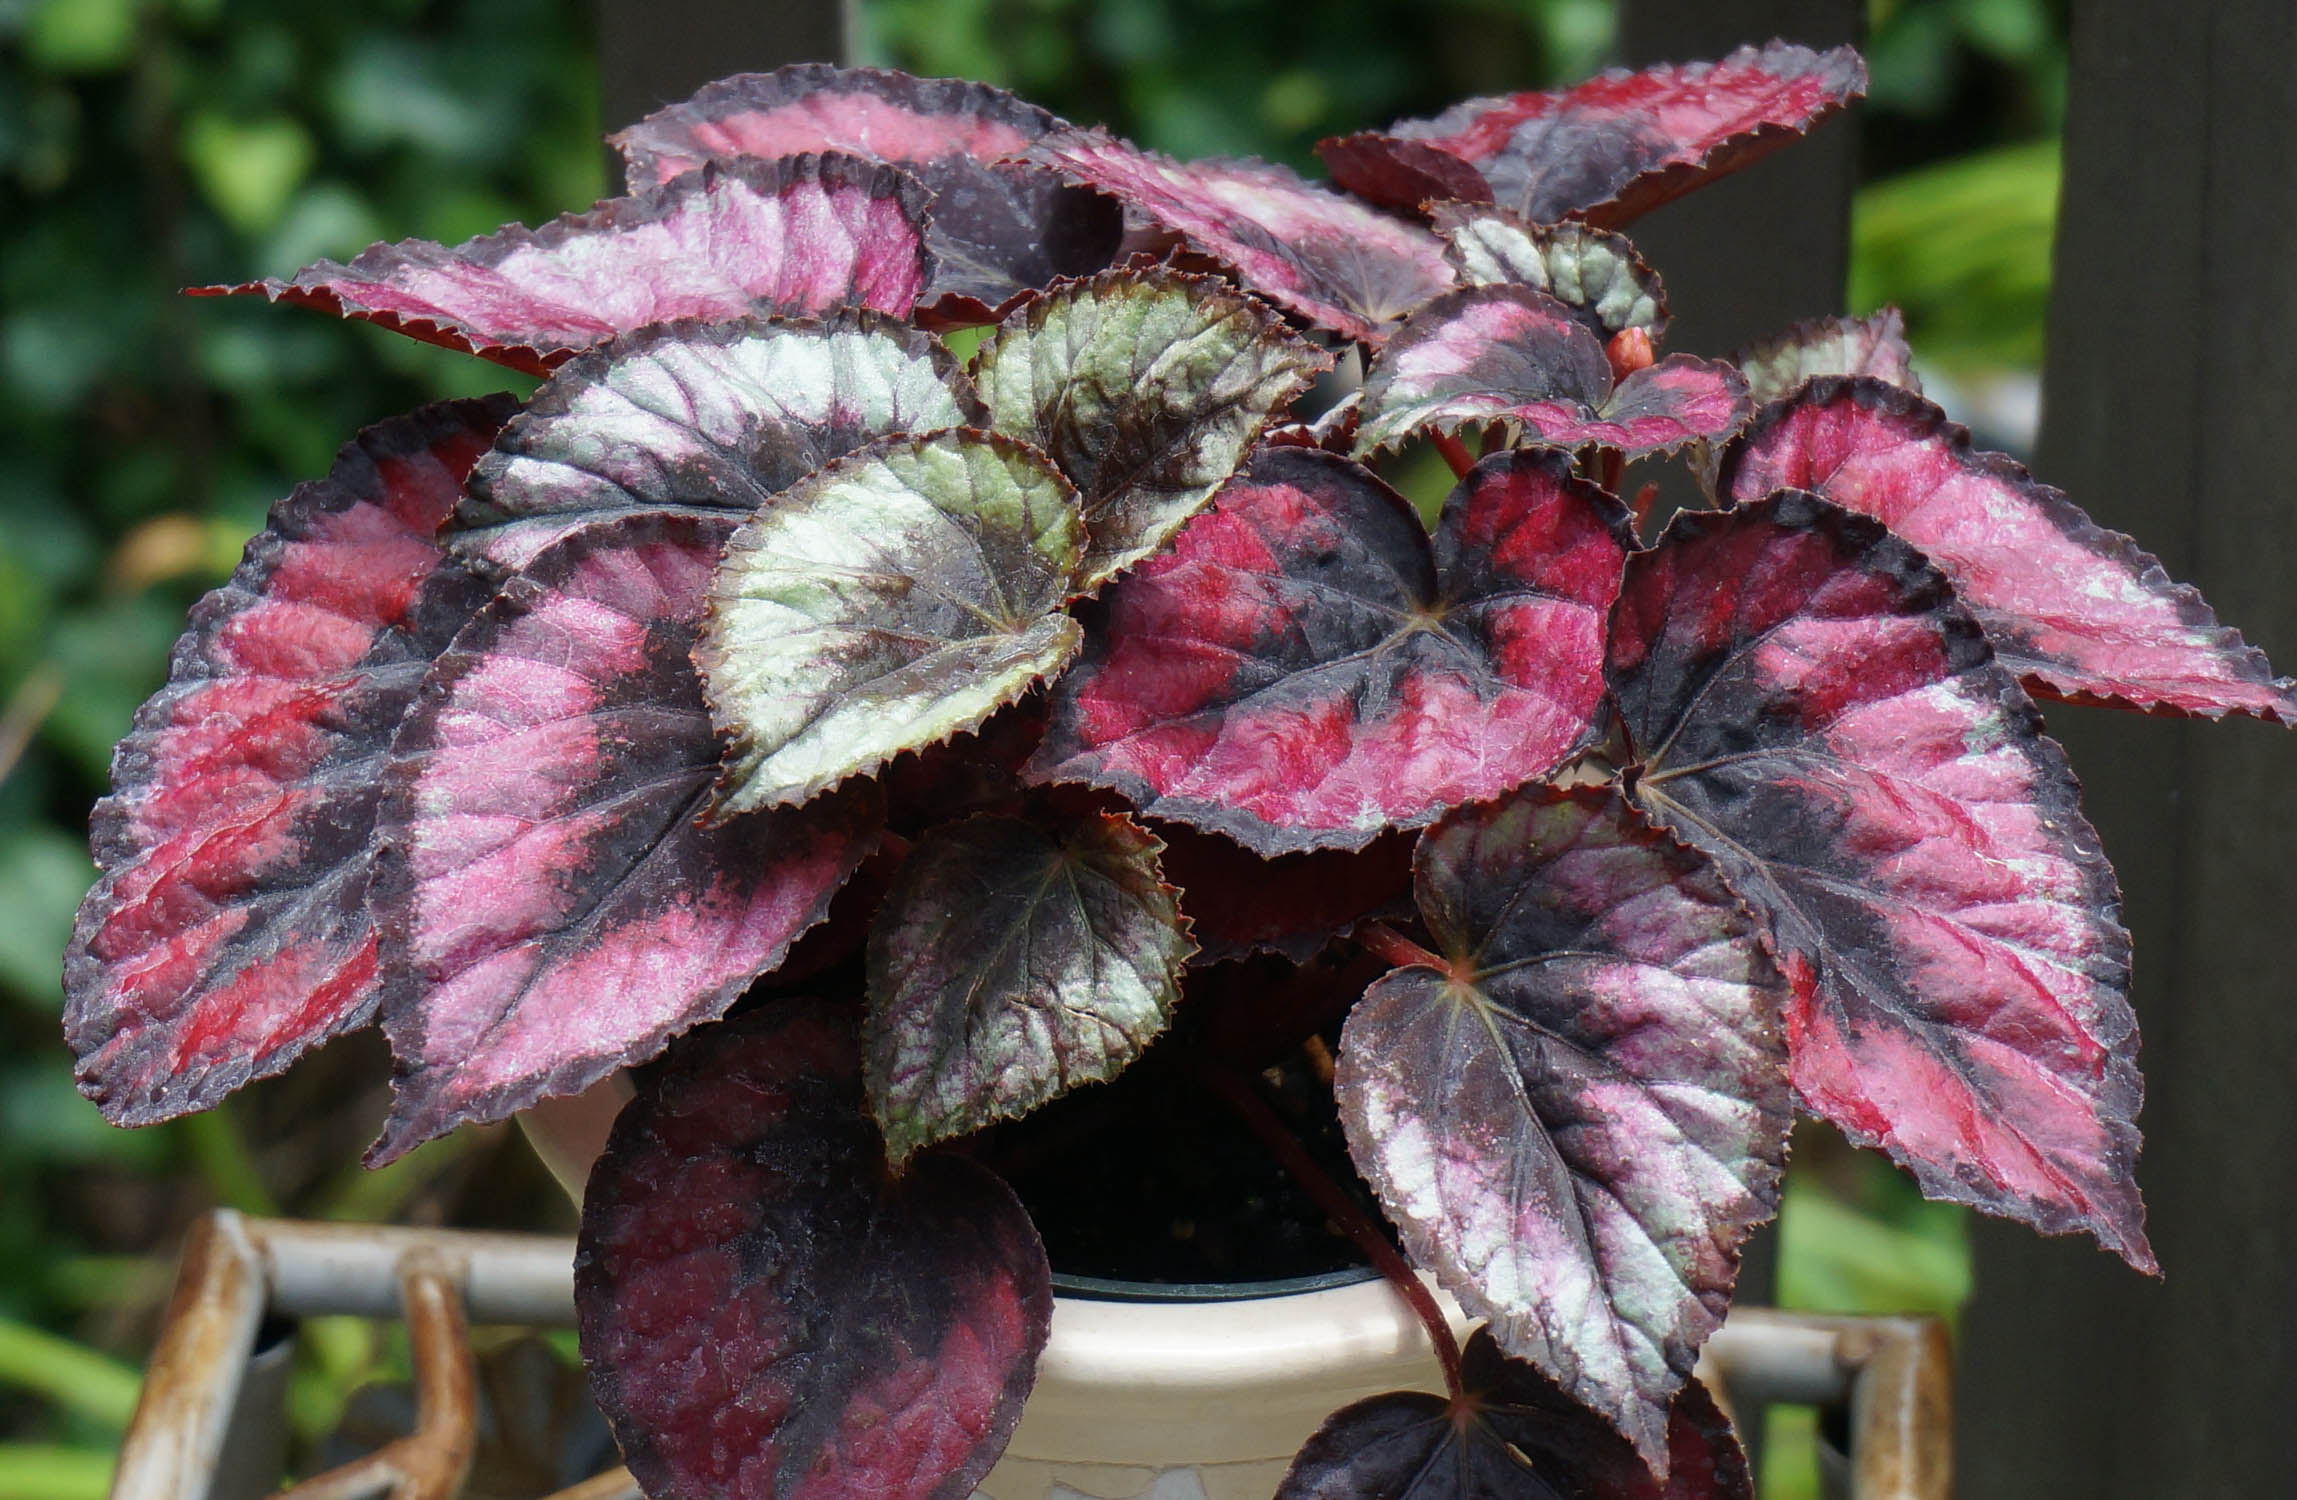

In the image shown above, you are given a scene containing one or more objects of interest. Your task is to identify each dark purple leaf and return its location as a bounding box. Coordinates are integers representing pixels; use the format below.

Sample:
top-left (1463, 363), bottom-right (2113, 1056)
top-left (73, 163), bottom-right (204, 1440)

top-left (970, 267), bottom-right (1330, 589)
top-left (371, 515), bottom-right (879, 1163)
top-left (1718, 377), bottom-right (2295, 720)
top-left (865, 811), bottom-right (1193, 1163)
top-left (1431, 203), bottom-right (1669, 342)
top-left (1154, 821), bottom-right (1415, 965)
top-left (1355, 284), bottom-right (1748, 459)
top-left (64, 398), bottom-right (513, 1126)
top-left (1320, 41), bottom-right (1866, 227)
top-left (1610, 492), bottom-right (2152, 1270)
top-left (1338, 787), bottom-right (1789, 1467)
top-left (700, 431), bottom-right (1086, 818)
top-left (200, 156), bottom-right (930, 376)
top-left (1028, 132), bottom-right (1456, 342)
top-left (909, 161), bottom-right (1126, 324)
top-left (1279, 1329), bottom-right (1751, 1500)
top-left (577, 1001), bottom-right (1052, 1500)
top-left (1029, 446), bottom-right (1628, 854)
top-left (1730, 308), bottom-right (1920, 406)
top-left (454, 313), bottom-right (984, 568)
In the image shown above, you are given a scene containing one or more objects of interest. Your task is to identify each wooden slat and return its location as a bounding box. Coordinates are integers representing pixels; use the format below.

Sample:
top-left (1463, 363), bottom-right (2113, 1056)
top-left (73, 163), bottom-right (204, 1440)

top-left (1956, 6), bottom-right (2297, 1496)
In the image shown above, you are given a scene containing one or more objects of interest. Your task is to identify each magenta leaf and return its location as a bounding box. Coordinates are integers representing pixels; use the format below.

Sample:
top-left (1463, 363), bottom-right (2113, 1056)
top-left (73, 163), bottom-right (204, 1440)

top-left (1278, 1330), bottom-right (1751, 1500)
top-left (1154, 822), bottom-right (1415, 965)
top-left (865, 811), bottom-right (1193, 1164)
top-left (1338, 786), bottom-right (1789, 1468)
top-left (1719, 377), bottom-right (2296, 720)
top-left (1355, 285), bottom-right (1749, 459)
top-left (1431, 203), bottom-right (1669, 343)
top-left (1029, 446), bottom-right (1628, 854)
top-left (64, 397), bottom-right (513, 1126)
top-left (202, 156), bottom-right (930, 376)
top-left (970, 268), bottom-right (1329, 589)
top-left (1321, 41), bottom-right (1866, 228)
top-left (454, 313), bottom-right (984, 568)
top-left (1731, 308), bottom-right (1920, 407)
top-left (1611, 492), bottom-right (2152, 1270)
top-left (700, 432), bottom-right (1087, 818)
top-left (372, 515), bottom-right (879, 1162)
top-left (577, 1000), bottom-right (1052, 1500)
top-left (1028, 132), bottom-right (1455, 342)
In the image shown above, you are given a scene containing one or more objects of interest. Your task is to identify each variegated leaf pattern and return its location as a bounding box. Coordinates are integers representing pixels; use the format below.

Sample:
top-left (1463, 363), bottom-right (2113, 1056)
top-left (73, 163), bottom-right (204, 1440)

top-left (1431, 202), bottom-right (1669, 342)
top-left (1731, 308), bottom-right (1921, 406)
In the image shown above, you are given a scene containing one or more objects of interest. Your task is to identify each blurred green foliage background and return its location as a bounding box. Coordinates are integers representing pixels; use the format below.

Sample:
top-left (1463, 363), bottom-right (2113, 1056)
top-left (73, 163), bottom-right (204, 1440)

top-left (0, 1), bottom-right (2066, 1493)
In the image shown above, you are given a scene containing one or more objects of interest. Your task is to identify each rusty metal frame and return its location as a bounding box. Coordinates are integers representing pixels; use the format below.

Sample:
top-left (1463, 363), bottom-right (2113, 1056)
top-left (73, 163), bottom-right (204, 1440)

top-left (113, 1211), bottom-right (1946, 1500)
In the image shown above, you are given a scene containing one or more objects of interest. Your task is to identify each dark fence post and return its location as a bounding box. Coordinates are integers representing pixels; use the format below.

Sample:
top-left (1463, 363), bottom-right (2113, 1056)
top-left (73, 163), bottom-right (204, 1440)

top-left (1957, 7), bottom-right (2297, 1496)
top-left (595, 0), bottom-right (853, 167)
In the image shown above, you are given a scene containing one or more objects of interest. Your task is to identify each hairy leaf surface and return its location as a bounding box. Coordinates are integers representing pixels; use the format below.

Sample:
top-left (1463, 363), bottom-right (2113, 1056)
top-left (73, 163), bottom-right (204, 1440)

top-left (1321, 41), bottom-right (1866, 227)
top-left (865, 811), bottom-right (1193, 1163)
top-left (1028, 133), bottom-right (1455, 342)
top-left (970, 268), bottom-right (1328, 589)
top-left (1153, 822), bottom-right (1414, 964)
top-left (1432, 203), bottom-right (1668, 341)
top-left (204, 156), bottom-right (929, 375)
top-left (577, 1001), bottom-right (1052, 1500)
top-left (456, 313), bottom-right (982, 567)
top-left (1356, 285), bottom-right (1746, 459)
top-left (64, 398), bottom-right (512, 1125)
top-left (1339, 787), bottom-right (1789, 1467)
top-left (1278, 1330), bottom-right (1751, 1500)
top-left (1611, 493), bottom-right (2151, 1269)
top-left (611, 67), bottom-right (1120, 324)
top-left (1731, 309), bottom-right (1920, 407)
top-left (1030, 446), bottom-right (1627, 853)
top-left (373, 516), bottom-right (879, 1162)
top-left (701, 432), bottom-right (1085, 818)
top-left (1719, 377), bottom-right (2295, 720)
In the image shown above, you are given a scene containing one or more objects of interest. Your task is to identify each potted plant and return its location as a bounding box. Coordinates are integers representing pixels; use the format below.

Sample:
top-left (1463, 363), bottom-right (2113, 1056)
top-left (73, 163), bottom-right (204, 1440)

top-left (63, 41), bottom-right (2288, 1500)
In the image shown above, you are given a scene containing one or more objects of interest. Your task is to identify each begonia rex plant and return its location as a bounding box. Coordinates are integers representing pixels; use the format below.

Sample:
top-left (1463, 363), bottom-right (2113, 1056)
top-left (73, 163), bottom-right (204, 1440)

top-left (65, 41), bottom-right (2292, 1500)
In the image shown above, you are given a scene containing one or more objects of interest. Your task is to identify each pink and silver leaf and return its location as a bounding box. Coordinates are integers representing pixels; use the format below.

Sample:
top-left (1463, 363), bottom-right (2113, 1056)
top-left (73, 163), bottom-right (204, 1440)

top-left (371, 514), bottom-right (880, 1163)
top-left (1730, 308), bottom-right (1920, 407)
top-left (454, 312), bottom-right (983, 568)
top-left (577, 1001), bottom-right (1052, 1500)
top-left (1028, 446), bottom-right (1627, 854)
top-left (1028, 131), bottom-right (1455, 343)
top-left (1611, 492), bottom-right (2152, 1270)
top-left (1338, 786), bottom-right (1789, 1469)
top-left (1278, 1329), bottom-right (1751, 1500)
top-left (64, 397), bottom-right (513, 1126)
top-left (700, 431), bottom-right (1086, 819)
top-left (1431, 202), bottom-right (1669, 342)
top-left (199, 155), bottom-right (931, 376)
top-left (969, 267), bottom-right (1329, 590)
top-left (1321, 41), bottom-right (1866, 228)
top-left (1354, 283), bottom-right (1747, 458)
top-left (865, 810), bottom-right (1194, 1164)
top-left (1718, 376), bottom-right (2296, 720)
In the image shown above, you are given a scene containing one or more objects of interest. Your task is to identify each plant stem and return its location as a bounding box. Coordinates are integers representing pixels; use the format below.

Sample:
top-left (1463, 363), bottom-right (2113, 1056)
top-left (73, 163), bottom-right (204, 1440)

top-left (1194, 1064), bottom-right (1464, 1397)
top-left (1429, 430), bottom-right (1476, 479)
top-left (0, 1318), bottom-right (143, 1431)
top-left (1354, 920), bottom-right (1445, 973)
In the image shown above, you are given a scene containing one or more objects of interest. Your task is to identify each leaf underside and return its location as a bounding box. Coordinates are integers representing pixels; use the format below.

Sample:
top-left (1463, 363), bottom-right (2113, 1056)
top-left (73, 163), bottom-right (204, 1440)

top-left (970, 267), bottom-right (1330, 590)
top-left (577, 1001), bottom-right (1053, 1500)
top-left (1611, 492), bottom-right (2152, 1270)
top-left (1431, 203), bottom-right (1670, 342)
top-left (455, 312), bottom-right (984, 568)
top-left (201, 155), bottom-right (930, 376)
top-left (371, 515), bottom-right (880, 1163)
top-left (1731, 308), bottom-right (1920, 407)
top-left (1355, 284), bottom-right (1748, 459)
top-left (1278, 1328), bottom-right (1752, 1500)
top-left (1339, 786), bottom-right (1789, 1469)
top-left (1320, 40), bottom-right (1867, 228)
top-left (64, 397), bottom-right (514, 1126)
top-left (701, 431), bottom-right (1086, 818)
top-left (1029, 445), bottom-right (1627, 854)
top-left (865, 810), bottom-right (1193, 1163)
top-left (1029, 131), bottom-right (1456, 342)
top-left (1152, 821), bottom-right (1415, 965)
top-left (1719, 377), bottom-right (2296, 720)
